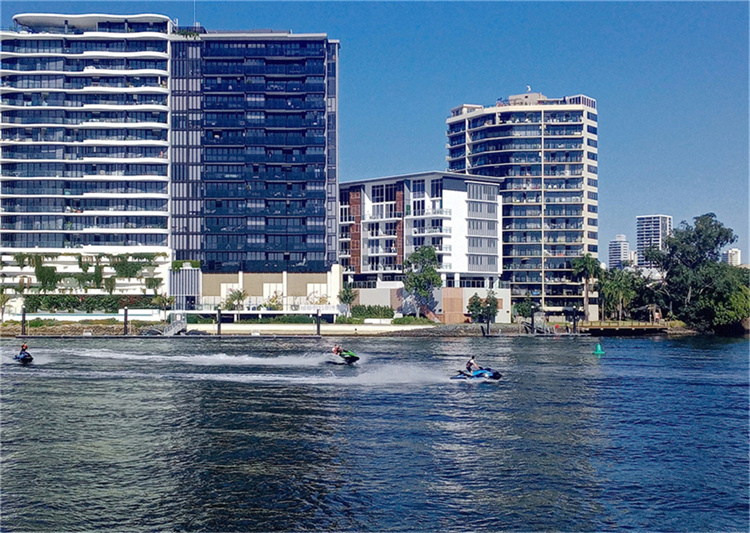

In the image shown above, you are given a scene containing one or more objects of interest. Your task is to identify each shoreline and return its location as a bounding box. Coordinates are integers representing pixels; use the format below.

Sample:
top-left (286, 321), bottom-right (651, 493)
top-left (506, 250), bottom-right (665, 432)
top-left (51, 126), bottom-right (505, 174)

top-left (1, 321), bottom-right (711, 338)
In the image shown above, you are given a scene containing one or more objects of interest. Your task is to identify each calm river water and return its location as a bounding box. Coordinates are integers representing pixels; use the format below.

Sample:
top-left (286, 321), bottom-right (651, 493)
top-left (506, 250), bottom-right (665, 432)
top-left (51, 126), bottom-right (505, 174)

top-left (1, 335), bottom-right (748, 532)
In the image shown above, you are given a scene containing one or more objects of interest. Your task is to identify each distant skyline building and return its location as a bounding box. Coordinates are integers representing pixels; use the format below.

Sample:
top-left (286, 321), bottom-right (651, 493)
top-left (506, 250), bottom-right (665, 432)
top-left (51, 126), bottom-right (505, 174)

top-left (636, 214), bottom-right (672, 267)
top-left (608, 234), bottom-right (631, 270)
top-left (446, 91), bottom-right (599, 317)
top-left (722, 247), bottom-right (741, 266)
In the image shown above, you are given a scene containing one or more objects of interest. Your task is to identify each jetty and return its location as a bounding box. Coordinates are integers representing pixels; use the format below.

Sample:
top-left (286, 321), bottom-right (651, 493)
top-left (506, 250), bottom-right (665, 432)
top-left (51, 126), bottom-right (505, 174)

top-left (581, 320), bottom-right (669, 335)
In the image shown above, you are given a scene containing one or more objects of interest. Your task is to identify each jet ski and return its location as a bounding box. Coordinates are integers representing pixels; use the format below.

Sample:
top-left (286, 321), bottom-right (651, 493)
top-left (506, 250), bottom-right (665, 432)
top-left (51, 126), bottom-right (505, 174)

top-left (327, 349), bottom-right (360, 365)
top-left (451, 367), bottom-right (502, 381)
top-left (14, 352), bottom-right (33, 365)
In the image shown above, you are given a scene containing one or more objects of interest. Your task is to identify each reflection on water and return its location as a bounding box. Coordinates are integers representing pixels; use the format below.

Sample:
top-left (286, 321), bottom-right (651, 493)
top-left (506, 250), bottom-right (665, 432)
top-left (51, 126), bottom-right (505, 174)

top-left (1, 335), bottom-right (748, 531)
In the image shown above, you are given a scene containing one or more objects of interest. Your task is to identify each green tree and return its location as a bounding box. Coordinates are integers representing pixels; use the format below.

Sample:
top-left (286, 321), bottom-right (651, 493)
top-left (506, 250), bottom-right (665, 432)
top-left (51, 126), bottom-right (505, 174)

top-left (0, 290), bottom-right (11, 323)
top-left (402, 246), bottom-right (443, 319)
top-left (572, 253), bottom-right (602, 322)
top-left (513, 296), bottom-right (536, 320)
top-left (482, 290), bottom-right (499, 323)
top-left (225, 289), bottom-right (248, 310)
top-left (467, 293), bottom-right (483, 323)
top-left (338, 283), bottom-right (357, 317)
top-left (598, 269), bottom-right (637, 321)
top-left (645, 213), bottom-right (748, 332)
top-left (151, 293), bottom-right (175, 323)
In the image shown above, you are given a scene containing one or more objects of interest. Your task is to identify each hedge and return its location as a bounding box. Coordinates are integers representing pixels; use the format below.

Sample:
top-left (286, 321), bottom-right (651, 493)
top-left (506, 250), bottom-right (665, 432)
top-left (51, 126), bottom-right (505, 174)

top-left (23, 294), bottom-right (160, 314)
top-left (350, 305), bottom-right (394, 319)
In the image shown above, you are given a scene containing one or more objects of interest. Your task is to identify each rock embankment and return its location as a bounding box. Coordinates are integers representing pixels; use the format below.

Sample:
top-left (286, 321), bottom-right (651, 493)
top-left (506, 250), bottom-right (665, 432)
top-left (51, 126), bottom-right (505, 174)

top-left (379, 323), bottom-right (525, 337)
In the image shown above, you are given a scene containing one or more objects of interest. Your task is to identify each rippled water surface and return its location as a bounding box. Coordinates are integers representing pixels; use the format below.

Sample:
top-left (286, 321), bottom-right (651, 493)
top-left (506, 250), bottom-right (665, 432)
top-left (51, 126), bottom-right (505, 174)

top-left (1, 335), bottom-right (748, 532)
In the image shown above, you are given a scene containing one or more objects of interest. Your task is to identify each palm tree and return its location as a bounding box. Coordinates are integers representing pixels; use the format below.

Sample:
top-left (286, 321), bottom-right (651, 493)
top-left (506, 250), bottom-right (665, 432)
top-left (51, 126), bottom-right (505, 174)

top-left (338, 283), bottom-right (357, 317)
top-left (572, 253), bottom-right (602, 322)
top-left (0, 291), bottom-right (11, 323)
top-left (151, 293), bottom-right (175, 323)
top-left (598, 269), bottom-right (638, 321)
top-left (226, 289), bottom-right (248, 311)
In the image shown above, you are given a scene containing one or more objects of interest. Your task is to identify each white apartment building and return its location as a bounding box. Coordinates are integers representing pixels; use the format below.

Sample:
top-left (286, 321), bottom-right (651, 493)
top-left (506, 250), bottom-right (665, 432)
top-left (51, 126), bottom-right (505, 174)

top-left (636, 214), bottom-right (672, 267)
top-left (1, 14), bottom-right (173, 303)
top-left (446, 92), bottom-right (599, 318)
top-left (721, 248), bottom-right (741, 266)
top-left (338, 171), bottom-right (511, 323)
top-left (608, 234), bottom-right (631, 270)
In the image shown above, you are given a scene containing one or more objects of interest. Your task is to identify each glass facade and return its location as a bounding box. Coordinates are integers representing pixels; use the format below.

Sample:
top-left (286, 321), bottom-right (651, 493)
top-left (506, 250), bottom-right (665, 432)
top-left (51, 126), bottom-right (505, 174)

top-left (171, 30), bottom-right (339, 273)
top-left (447, 94), bottom-right (599, 312)
top-left (1, 14), bottom-right (171, 251)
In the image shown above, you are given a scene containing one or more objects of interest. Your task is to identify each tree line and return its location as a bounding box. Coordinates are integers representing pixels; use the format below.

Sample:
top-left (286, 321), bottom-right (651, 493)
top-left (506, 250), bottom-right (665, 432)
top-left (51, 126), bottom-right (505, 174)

top-left (591, 213), bottom-right (749, 333)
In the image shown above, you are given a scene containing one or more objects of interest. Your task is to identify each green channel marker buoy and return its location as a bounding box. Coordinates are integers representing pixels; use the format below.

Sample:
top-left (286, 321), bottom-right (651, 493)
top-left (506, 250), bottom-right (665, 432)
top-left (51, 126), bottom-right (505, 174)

top-left (593, 343), bottom-right (605, 356)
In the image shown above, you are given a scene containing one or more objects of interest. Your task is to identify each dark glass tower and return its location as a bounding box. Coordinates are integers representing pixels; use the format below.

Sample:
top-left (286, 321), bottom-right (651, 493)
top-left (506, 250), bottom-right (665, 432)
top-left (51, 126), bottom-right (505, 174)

top-left (170, 27), bottom-right (339, 274)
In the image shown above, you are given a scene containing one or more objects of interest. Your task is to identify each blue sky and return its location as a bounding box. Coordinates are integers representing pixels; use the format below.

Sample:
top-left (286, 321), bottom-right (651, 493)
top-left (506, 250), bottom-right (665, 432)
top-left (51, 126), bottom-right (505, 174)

top-left (3, 1), bottom-right (748, 263)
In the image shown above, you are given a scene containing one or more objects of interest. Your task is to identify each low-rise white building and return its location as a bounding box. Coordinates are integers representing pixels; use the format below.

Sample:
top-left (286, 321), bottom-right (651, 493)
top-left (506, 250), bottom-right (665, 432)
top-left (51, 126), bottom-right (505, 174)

top-left (338, 171), bottom-right (511, 323)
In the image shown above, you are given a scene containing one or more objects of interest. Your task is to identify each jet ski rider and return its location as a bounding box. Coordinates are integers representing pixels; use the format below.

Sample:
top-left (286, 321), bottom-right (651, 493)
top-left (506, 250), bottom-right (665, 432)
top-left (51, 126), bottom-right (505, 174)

top-left (466, 356), bottom-right (480, 373)
top-left (19, 343), bottom-right (29, 357)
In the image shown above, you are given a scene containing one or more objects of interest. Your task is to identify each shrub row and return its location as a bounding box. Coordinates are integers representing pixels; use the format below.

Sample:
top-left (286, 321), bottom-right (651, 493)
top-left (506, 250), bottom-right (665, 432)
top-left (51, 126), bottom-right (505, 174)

top-left (350, 305), bottom-right (394, 319)
top-left (391, 316), bottom-right (434, 325)
top-left (23, 294), bottom-right (160, 314)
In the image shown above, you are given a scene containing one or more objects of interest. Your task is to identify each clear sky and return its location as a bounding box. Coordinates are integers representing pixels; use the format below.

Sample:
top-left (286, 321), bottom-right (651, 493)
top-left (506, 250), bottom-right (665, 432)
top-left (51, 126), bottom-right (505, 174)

top-left (3, 1), bottom-right (748, 263)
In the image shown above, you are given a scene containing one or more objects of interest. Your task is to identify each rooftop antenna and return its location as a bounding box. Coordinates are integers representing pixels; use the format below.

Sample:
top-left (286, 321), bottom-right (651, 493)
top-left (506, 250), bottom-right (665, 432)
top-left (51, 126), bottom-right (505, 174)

top-left (193, 0), bottom-right (197, 26)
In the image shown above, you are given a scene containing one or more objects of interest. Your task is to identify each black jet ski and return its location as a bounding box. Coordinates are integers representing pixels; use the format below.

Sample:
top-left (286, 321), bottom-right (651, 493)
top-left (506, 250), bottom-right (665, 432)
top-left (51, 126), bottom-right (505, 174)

top-left (14, 352), bottom-right (33, 365)
top-left (451, 367), bottom-right (502, 381)
top-left (327, 349), bottom-right (360, 365)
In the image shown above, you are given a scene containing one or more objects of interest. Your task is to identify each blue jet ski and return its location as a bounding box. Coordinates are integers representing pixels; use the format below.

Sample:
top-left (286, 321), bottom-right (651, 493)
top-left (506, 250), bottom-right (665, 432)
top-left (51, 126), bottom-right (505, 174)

top-left (14, 351), bottom-right (33, 365)
top-left (451, 367), bottom-right (502, 381)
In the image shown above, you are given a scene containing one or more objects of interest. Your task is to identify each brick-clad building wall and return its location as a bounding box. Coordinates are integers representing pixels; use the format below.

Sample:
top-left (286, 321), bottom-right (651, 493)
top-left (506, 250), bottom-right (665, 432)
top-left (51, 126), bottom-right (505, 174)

top-left (396, 185), bottom-right (404, 267)
top-left (350, 188), bottom-right (362, 274)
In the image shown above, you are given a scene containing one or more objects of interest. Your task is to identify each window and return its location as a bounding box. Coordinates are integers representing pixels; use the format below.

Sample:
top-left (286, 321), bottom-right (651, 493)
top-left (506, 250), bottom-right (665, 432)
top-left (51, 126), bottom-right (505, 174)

top-left (430, 179), bottom-right (442, 198)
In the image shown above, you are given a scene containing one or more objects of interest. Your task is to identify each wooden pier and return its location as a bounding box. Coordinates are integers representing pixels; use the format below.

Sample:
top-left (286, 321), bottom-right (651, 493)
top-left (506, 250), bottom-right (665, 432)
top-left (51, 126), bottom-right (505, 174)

top-left (581, 321), bottom-right (669, 335)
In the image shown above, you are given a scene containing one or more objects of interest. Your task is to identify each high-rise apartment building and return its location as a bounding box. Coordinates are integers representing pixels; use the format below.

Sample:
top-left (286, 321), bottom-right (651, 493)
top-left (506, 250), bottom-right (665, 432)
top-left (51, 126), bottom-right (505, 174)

top-left (1, 13), bottom-right (171, 252)
top-left (608, 234), bottom-right (631, 270)
top-left (446, 92), bottom-right (599, 316)
top-left (636, 214), bottom-right (672, 267)
top-left (1, 13), bottom-right (173, 296)
top-left (721, 248), bottom-right (741, 266)
top-left (169, 25), bottom-right (339, 275)
top-left (2, 13), bottom-right (340, 310)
